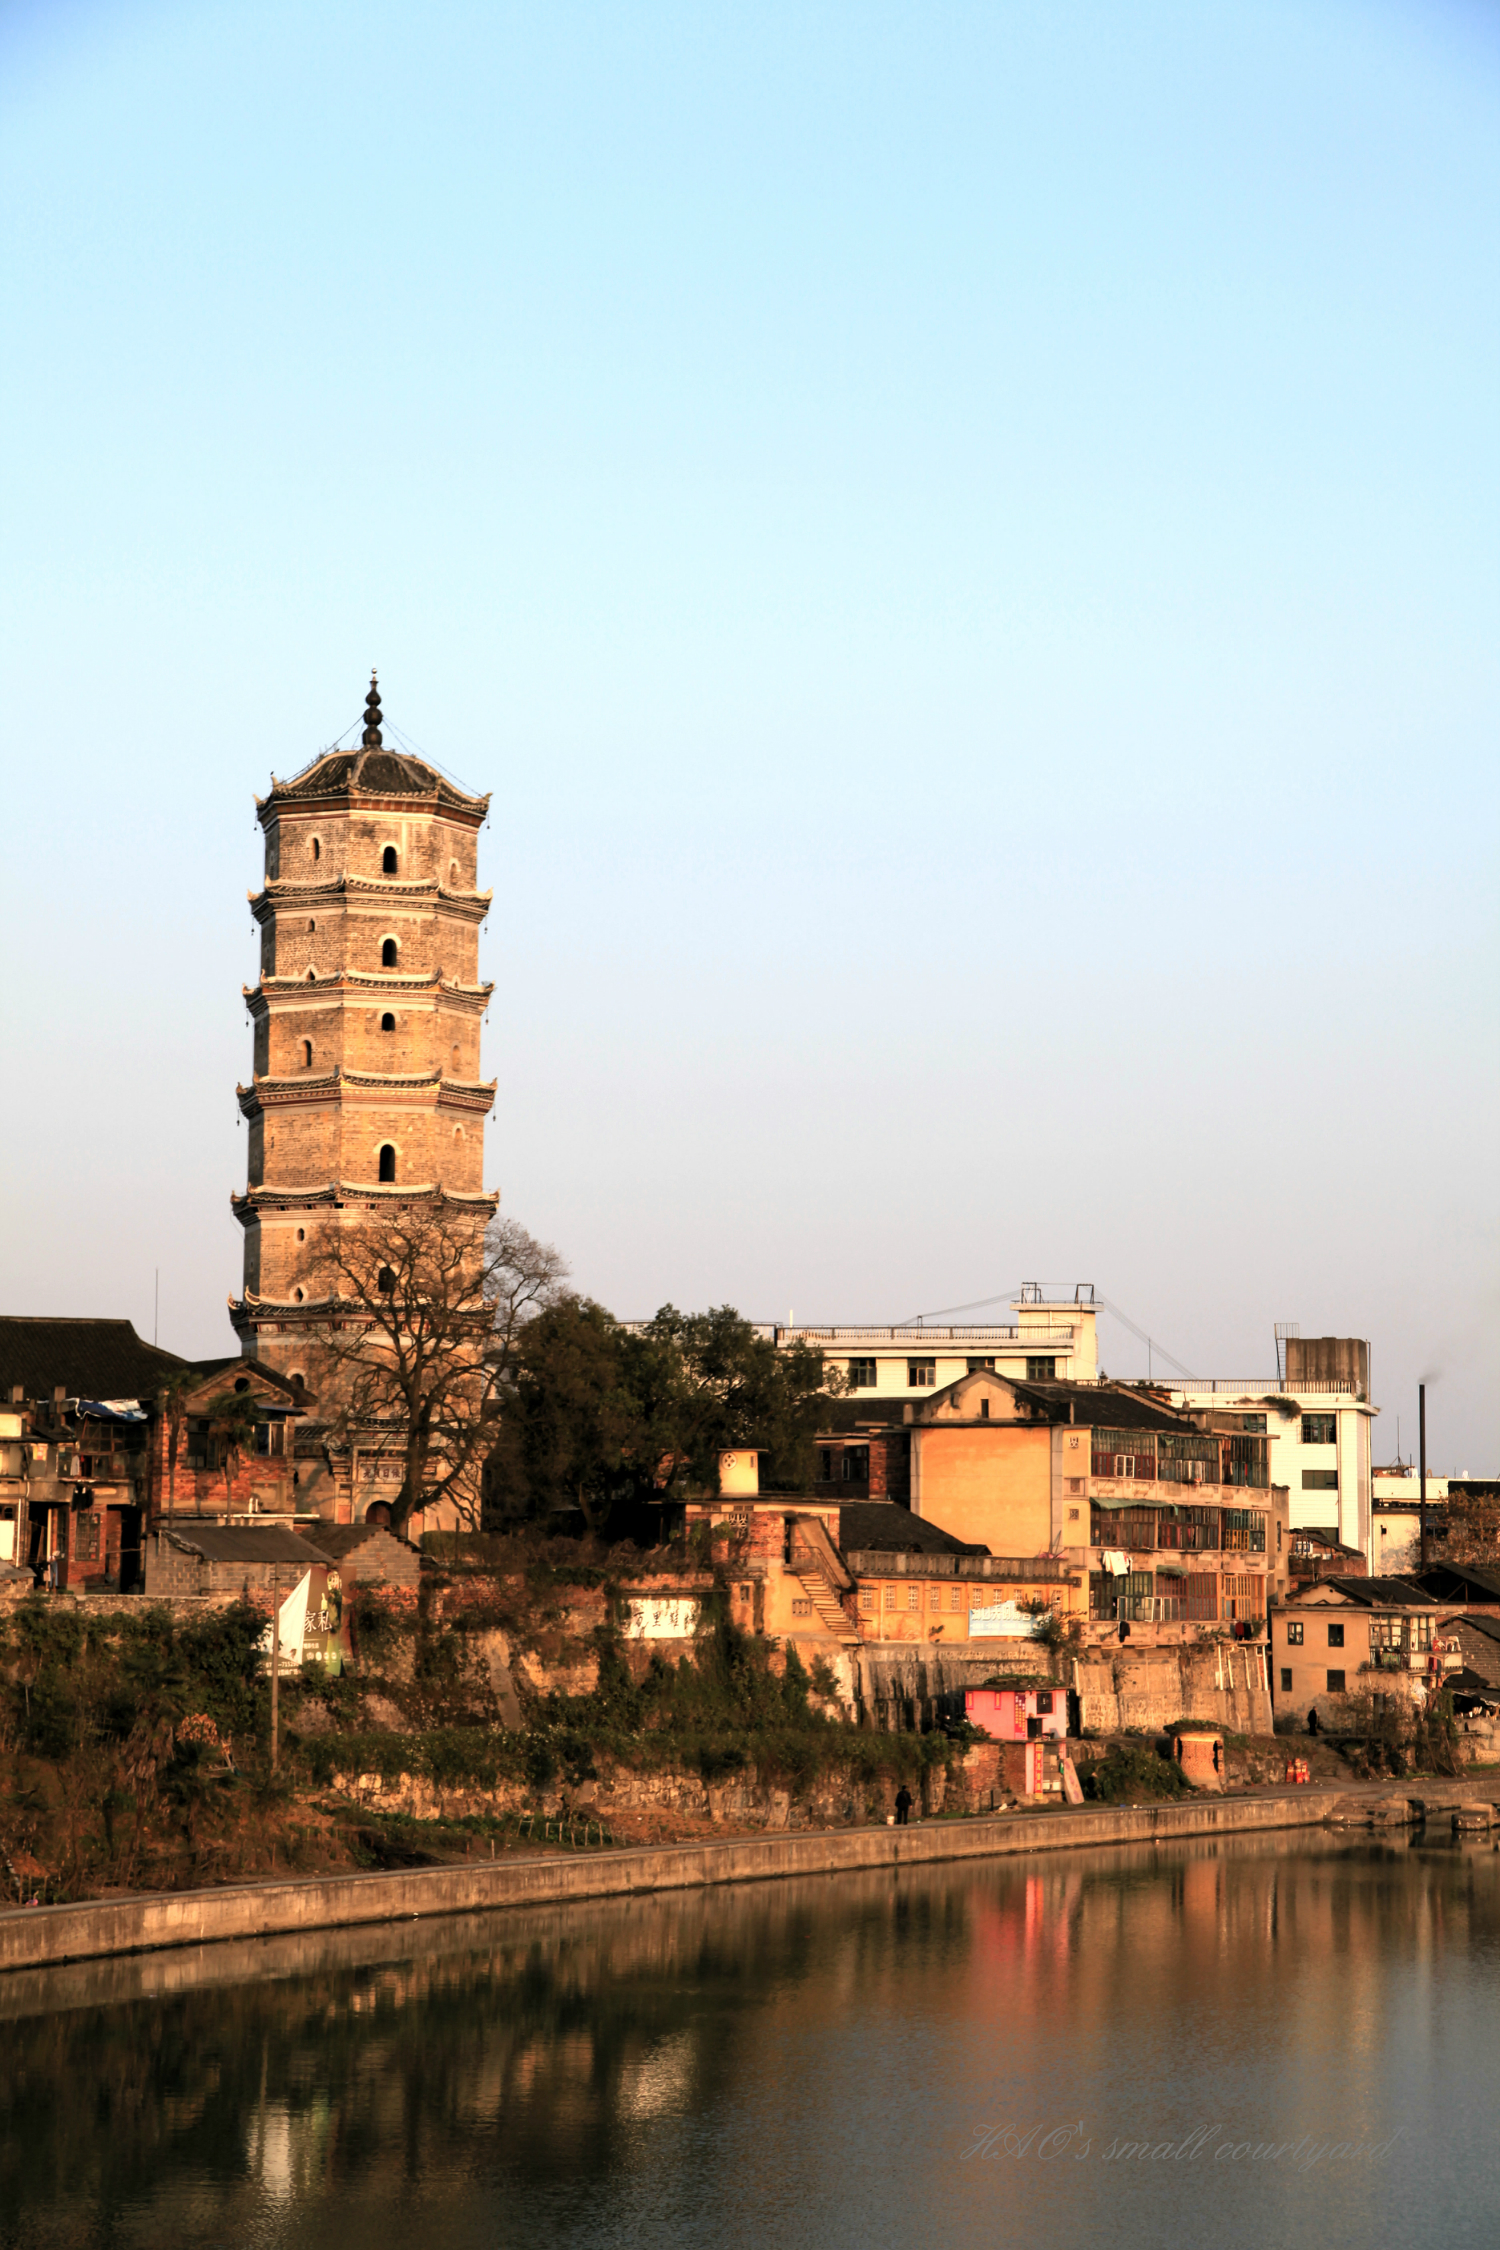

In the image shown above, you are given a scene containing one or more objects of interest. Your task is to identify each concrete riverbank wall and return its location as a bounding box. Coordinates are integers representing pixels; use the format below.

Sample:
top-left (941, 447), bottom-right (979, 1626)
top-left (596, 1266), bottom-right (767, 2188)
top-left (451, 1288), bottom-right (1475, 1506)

top-left (0, 1792), bottom-right (1348, 1975)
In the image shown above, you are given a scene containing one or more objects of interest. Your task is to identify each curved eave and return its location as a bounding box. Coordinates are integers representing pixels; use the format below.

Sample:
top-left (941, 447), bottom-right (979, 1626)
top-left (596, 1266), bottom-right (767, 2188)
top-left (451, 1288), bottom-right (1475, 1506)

top-left (233, 1182), bottom-right (500, 1214)
top-left (249, 974), bottom-right (494, 1002)
top-left (232, 1294), bottom-right (498, 1328)
top-left (238, 1071), bottom-right (496, 1122)
top-left (259, 779), bottom-right (491, 825)
top-left (436, 1080), bottom-right (498, 1115)
top-left (249, 878), bottom-right (493, 918)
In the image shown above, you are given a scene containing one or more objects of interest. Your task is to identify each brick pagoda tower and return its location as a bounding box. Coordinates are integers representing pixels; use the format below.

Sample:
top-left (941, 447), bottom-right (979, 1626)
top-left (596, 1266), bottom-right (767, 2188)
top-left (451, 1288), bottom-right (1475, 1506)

top-left (232, 676), bottom-right (498, 1510)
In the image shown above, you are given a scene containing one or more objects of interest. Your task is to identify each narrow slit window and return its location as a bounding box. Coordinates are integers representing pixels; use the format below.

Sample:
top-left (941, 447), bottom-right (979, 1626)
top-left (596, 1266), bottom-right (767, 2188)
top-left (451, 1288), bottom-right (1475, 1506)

top-left (378, 1145), bottom-right (396, 1183)
top-left (382, 846), bottom-right (398, 874)
top-left (301, 1039), bottom-right (313, 1068)
top-left (381, 938), bottom-right (398, 967)
top-left (381, 1012), bottom-right (395, 1032)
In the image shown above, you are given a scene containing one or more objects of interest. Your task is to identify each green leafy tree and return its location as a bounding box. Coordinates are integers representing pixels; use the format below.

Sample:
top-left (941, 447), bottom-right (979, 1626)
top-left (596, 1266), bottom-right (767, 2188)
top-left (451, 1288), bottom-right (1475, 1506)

top-left (489, 1299), bottom-right (835, 1537)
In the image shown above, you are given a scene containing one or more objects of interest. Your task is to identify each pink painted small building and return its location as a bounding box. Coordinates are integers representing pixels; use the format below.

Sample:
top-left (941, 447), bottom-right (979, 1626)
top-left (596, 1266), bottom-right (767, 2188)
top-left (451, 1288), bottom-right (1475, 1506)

top-left (965, 1685), bottom-right (1068, 1742)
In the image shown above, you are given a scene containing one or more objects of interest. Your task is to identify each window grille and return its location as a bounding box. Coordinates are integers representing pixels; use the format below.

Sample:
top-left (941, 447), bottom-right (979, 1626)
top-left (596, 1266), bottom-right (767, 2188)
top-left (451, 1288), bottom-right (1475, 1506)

top-left (1090, 1431), bottom-right (1157, 1480)
top-left (1222, 1435), bottom-right (1269, 1489)
top-left (1090, 1504), bottom-right (1156, 1550)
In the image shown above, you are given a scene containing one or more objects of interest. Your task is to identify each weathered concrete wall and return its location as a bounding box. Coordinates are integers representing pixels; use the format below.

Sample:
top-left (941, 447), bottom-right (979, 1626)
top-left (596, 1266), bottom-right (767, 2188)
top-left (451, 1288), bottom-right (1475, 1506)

top-left (1075, 1642), bottom-right (1271, 1736)
top-left (0, 1793), bottom-right (1346, 1975)
top-left (853, 1644), bottom-right (1054, 1731)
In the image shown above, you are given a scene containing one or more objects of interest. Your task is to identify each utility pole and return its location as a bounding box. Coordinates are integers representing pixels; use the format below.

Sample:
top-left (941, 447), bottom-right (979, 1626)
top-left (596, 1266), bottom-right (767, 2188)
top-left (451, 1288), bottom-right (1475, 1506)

top-left (1418, 1384), bottom-right (1428, 1575)
top-left (270, 1563), bottom-right (280, 1773)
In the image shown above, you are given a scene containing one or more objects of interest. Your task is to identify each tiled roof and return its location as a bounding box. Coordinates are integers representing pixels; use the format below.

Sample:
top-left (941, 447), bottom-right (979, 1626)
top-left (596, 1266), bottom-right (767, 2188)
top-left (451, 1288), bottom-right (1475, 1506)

top-left (186, 1357), bottom-right (308, 1403)
top-left (1010, 1380), bottom-right (1197, 1432)
top-left (1300, 1575), bottom-right (1436, 1607)
top-left (269, 745), bottom-right (486, 812)
top-left (837, 1502), bottom-right (985, 1556)
top-left (1452, 1614), bottom-right (1500, 1646)
top-left (0, 1318), bottom-right (187, 1403)
top-left (161, 1525), bottom-right (332, 1565)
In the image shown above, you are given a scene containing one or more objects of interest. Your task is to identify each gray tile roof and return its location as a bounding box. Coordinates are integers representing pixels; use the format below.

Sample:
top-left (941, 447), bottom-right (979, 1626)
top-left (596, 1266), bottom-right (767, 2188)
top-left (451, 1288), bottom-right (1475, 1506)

top-left (837, 1502), bottom-right (984, 1556)
top-left (0, 1318), bottom-right (187, 1402)
top-left (161, 1525), bottom-right (332, 1565)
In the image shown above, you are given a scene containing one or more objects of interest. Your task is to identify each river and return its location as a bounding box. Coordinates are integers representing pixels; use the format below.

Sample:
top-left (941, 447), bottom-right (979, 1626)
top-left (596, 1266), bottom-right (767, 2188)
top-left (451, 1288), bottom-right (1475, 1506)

top-left (1, 1832), bottom-right (1497, 2248)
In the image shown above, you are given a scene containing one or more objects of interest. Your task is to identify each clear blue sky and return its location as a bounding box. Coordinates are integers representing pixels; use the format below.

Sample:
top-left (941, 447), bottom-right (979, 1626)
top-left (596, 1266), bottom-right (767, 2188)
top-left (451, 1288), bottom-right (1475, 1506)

top-left (2, 0), bottom-right (1496, 1467)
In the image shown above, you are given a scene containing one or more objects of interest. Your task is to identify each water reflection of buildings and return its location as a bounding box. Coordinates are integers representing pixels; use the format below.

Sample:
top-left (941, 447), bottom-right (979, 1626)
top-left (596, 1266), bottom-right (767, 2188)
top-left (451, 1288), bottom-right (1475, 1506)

top-left (1, 1840), bottom-right (1497, 2245)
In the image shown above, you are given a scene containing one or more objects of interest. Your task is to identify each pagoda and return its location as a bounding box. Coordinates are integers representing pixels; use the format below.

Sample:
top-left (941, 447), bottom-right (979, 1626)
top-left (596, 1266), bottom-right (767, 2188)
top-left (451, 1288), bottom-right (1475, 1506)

top-left (231, 676), bottom-right (498, 1510)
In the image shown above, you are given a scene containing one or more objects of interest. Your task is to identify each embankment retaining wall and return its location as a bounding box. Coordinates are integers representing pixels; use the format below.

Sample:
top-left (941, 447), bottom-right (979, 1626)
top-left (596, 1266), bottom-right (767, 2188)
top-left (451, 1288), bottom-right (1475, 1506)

top-left (0, 1792), bottom-right (1342, 1975)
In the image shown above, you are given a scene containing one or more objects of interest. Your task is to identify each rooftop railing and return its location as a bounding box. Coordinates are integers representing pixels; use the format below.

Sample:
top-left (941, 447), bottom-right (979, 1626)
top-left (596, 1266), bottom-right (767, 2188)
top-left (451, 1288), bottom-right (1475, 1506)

top-left (843, 1552), bottom-right (1068, 1581)
top-left (1169, 1379), bottom-right (1359, 1398)
top-left (785, 1325), bottom-right (1075, 1346)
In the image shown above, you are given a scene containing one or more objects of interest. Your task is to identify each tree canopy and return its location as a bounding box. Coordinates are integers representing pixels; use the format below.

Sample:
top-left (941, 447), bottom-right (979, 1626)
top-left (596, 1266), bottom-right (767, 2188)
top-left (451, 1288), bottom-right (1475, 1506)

top-left (487, 1301), bottom-right (835, 1538)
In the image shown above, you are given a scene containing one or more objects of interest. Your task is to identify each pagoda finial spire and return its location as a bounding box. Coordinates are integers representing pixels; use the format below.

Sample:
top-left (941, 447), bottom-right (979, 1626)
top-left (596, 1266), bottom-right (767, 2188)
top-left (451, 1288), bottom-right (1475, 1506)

top-left (361, 670), bottom-right (383, 749)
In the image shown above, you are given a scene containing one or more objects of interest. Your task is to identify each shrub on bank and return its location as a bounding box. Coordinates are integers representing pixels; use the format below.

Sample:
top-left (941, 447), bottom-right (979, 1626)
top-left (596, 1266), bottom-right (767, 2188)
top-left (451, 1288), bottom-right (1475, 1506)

top-left (1081, 1742), bottom-right (1194, 1804)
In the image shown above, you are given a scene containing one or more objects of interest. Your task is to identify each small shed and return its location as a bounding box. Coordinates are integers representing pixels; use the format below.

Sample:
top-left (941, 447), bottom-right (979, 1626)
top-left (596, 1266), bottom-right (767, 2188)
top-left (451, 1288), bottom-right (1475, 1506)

top-left (145, 1523), bottom-right (339, 1669)
top-left (145, 1523), bottom-right (331, 1598)
top-left (966, 1685), bottom-right (1068, 1742)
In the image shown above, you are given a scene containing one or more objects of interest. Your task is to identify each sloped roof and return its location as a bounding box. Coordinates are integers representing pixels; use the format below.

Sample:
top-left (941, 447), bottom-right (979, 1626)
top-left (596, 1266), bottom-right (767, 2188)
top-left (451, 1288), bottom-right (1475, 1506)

top-left (268, 743), bottom-right (486, 814)
top-left (1009, 1379), bottom-right (1199, 1433)
top-left (1297, 1575), bottom-right (1436, 1608)
top-left (187, 1357), bottom-right (309, 1406)
top-left (1418, 1562), bottom-right (1500, 1601)
top-left (837, 1502), bottom-right (985, 1556)
top-left (162, 1525), bottom-right (332, 1565)
top-left (1450, 1614), bottom-right (1500, 1646)
top-left (0, 1318), bottom-right (187, 1403)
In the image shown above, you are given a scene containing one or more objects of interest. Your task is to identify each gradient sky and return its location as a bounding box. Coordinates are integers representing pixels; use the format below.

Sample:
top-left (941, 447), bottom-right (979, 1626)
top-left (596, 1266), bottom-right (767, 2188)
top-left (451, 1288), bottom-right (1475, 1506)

top-left (2, 0), bottom-right (1496, 1468)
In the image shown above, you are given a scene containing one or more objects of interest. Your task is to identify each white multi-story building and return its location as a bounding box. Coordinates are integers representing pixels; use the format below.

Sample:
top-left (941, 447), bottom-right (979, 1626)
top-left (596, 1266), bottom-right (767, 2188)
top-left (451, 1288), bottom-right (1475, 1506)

top-left (776, 1286), bottom-right (1100, 1402)
top-left (1166, 1337), bottom-right (1375, 1561)
top-left (771, 1296), bottom-right (1378, 1564)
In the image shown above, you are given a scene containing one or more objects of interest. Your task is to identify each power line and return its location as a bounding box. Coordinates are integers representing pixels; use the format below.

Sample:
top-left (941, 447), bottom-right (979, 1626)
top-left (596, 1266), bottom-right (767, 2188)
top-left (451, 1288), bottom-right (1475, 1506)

top-left (1094, 1297), bottom-right (1194, 1380)
top-left (895, 1282), bottom-right (1194, 1378)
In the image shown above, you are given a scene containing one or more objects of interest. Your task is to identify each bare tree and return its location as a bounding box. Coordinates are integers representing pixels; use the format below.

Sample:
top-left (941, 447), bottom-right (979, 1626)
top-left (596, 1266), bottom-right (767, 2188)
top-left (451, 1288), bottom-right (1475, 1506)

top-left (317, 1200), bottom-right (567, 1536)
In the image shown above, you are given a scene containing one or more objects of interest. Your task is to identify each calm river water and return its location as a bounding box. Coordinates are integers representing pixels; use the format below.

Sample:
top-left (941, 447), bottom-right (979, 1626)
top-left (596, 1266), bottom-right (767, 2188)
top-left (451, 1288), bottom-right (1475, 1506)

top-left (1, 1834), bottom-right (1498, 2249)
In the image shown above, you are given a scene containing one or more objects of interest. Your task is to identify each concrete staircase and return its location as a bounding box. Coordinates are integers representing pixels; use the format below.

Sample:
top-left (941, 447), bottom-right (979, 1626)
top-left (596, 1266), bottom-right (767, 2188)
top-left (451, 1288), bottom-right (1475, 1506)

top-left (790, 1520), bottom-right (861, 1647)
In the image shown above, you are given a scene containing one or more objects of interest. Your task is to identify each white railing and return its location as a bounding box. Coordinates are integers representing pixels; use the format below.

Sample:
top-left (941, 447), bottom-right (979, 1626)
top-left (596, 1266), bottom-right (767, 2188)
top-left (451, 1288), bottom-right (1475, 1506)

top-left (1169, 1379), bottom-right (1357, 1398)
top-left (782, 1325), bottom-right (1075, 1346)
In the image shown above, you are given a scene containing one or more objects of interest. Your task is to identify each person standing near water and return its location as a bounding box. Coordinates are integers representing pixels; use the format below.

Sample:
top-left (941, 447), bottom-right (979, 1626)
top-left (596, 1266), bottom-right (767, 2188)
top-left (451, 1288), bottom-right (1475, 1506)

top-left (894, 1785), bottom-right (913, 1826)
